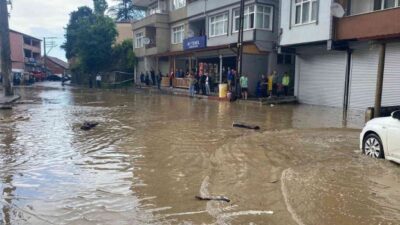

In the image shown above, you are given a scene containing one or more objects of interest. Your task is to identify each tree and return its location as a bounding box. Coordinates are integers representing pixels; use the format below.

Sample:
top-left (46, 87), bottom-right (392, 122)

top-left (111, 39), bottom-right (136, 72)
top-left (108, 0), bottom-right (145, 22)
top-left (76, 15), bottom-right (117, 75)
top-left (62, 6), bottom-right (93, 59)
top-left (62, 6), bottom-right (117, 85)
top-left (93, 0), bottom-right (108, 15)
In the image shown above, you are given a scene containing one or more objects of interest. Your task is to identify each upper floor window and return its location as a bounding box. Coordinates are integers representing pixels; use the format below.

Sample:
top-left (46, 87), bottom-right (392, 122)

top-left (233, 5), bottom-right (273, 32)
top-left (374, 0), bottom-right (400, 10)
top-left (173, 0), bottom-right (186, 10)
top-left (209, 13), bottom-right (228, 37)
top-left (256, 5), bottom-right (273, 30)
top-left (172, 24), bottom-right (184, 44)
top-left (135, 32), bottom-right (144, 48)
top-left (294, 0), bottom-right (318, 25)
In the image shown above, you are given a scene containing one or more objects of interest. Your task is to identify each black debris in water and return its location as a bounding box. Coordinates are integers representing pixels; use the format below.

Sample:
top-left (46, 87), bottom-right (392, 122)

top-left (232, 122), bottom-right (260, 130)
top-left (81, 122), bottom-right (99, 131)
top-left (195, 195), bottom-right (231, 203)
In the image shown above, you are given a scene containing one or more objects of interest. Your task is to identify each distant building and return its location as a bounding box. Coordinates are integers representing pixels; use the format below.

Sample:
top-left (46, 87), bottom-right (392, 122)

top-left (9, 30), bottom-right (42, 74)
top-left (44, 56), bottom-right (69, 76)
top-left (116, 22), bottom-right (134, 44)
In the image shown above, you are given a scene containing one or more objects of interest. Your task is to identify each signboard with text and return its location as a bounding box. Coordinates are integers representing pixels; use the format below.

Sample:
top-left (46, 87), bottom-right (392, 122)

top-left (183, 36), bottom-right (207, 51)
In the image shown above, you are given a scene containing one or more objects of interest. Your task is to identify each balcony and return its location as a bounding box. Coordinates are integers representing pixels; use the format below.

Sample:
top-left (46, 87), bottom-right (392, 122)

top-left (133, 13), bottom-right (169, 30)
top-left (336, 7), bottom-right (400, 40)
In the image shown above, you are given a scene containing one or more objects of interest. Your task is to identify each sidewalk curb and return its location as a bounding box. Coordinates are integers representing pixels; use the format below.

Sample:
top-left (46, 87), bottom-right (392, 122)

top-left (0, 95), bottom-right (21, 105)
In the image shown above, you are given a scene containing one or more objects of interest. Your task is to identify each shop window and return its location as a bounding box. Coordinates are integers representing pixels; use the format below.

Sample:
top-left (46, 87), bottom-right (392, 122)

top-left (277, 54), bottom-right (293, 65)
top-left (209, 13), bottom-right (228, 37)
top-left (172, 24), bottom-right (184, 44)
top-left (294, 0), bottom-right (318, 25)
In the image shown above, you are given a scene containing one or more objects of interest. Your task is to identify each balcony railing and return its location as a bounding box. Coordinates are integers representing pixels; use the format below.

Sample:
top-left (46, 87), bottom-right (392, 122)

top-left (336, 7), bottom-right (400, 40)
top-left (133, 13), bottom-right (169, 30)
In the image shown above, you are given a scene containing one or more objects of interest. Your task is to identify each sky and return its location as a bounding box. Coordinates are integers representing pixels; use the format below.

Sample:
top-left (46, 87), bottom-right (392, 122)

top-left (9, 0), bottom-right (117, 62)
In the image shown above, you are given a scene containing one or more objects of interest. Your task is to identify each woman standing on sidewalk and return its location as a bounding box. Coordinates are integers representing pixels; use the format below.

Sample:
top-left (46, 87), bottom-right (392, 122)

top-left (240, 74), bottom-right (248, 100)
top-left (188, 73), bottom-right (196, 97)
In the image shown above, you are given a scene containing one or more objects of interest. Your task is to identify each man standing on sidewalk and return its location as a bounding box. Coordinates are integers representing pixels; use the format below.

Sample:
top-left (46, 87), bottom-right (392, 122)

top-left (240, 74), bottom-right (248, 100)
top-left (282, 72), bottom-right (290, 96)
top-left (96, 73), bottom-right (102, 88)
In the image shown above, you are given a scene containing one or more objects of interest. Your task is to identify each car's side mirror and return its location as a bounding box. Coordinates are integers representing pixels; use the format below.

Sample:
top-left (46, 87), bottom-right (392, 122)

top-left (391, 111), bottom-right (400, 120)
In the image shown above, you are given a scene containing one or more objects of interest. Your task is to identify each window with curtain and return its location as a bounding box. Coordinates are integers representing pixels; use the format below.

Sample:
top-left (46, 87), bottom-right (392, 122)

top-left (234, 5), bottom-right (273, 32)
top-left (172, 25), bottom-right (184, 44)
top-left (209, 13), bottom-right (228, 37)
top-left (173, 0), bottom-right (186, 10)
top-left (135, 32), bottom-right (144, 48)
top-left (294, 0), bottom-right (318, 25)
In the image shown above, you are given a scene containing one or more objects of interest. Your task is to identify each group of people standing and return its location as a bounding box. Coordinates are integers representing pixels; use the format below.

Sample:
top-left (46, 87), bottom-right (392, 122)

top-left (140, 69), bottom-right (162, 89)
top-left (257, 71), bottom-right (290, 98)
top-left (186, 72), bottom-right (215, 97)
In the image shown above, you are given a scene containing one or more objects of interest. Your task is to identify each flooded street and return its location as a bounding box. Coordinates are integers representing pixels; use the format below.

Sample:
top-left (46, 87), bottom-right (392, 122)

top-left (1, 82), bottom-right (399, 225)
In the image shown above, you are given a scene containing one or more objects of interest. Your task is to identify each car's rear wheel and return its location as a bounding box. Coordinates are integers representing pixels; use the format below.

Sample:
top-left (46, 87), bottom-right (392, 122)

top-left (363, 133), bottom-right (385, 159)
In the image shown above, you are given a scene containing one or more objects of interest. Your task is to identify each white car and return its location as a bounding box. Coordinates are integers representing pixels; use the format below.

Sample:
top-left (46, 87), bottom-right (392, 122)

top-left (360, 110), bottom-right (400, 164)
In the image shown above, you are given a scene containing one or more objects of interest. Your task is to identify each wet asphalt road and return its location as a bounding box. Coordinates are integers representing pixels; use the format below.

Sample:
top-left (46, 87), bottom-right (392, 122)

top-left (0, 82), bottom-right (399, 225)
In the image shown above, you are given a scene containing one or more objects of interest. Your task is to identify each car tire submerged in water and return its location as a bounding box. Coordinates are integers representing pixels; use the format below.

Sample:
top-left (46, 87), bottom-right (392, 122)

top-left (363, 133), bottom-right (385, 159)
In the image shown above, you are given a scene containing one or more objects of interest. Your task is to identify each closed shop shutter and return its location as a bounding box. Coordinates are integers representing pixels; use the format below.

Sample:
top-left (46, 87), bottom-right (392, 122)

top-left (349, 47), bottom-right (379, 110)
top-left (382, 43), bottom-right (400, 106)
top-left (297, 52), bottom-right (347, 107)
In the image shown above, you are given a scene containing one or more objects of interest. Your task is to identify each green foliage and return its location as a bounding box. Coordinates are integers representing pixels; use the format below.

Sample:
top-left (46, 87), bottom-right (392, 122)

top-left (111, 39), bottom-right (136, 72)
top-left (76, 15), bottom-right (117, 74)
top-left (63, 7), bottom-right (117, 76)
top-left (62, 6), bottom-right (93, 59)
top-left (93, 0), bottom-right (108, 15)
top-left (108, 0), bottom-right (145, 22)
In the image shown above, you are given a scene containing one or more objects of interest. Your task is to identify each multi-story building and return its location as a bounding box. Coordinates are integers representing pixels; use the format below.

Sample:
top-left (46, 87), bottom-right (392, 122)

top-left (9, 30), bottom-right (42, 75)
top-left (132, 0), bottom-right (291, 94)
top-left (280, 0), bottom-right (400, 110)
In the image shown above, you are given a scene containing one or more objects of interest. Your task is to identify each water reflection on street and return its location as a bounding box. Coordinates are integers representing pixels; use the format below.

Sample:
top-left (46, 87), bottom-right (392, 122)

top-left (0, 82), bottom-right (399, 225)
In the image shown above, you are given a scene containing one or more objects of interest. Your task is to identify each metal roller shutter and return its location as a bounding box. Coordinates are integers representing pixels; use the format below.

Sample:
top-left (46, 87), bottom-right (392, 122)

top-left (382, 43), bottom-right (400, 106)
top-left (349, 47), bottom-right (379, 110)
top-left (297, 52), bottom-right (347, 107)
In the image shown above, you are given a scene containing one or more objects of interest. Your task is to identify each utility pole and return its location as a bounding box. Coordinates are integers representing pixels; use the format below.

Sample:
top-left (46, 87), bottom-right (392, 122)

top-left (42, 37), bottom-right (57, 77)
top-left (236, 0), bottom-right (245, 97)
top-left (0, 0), bottom-right (14, 96)
top-left (374, 42), bottom-right (386, 118)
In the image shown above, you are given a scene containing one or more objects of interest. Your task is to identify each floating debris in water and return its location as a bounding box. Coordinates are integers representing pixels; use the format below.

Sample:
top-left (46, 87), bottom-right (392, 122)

top-left (233, 122), bottom-right (260, 130)
top-left (81, 121), bottom-right (99, 131)
top-left (195, 195), bottom-right (231, 203)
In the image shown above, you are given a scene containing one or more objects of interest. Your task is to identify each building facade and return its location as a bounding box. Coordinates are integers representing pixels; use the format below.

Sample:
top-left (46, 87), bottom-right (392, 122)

top-left (132, 0), bottom-right (292, 94)
top-left (9, 30), bottom-right (42, 75)
top-left (280, 0), bottom-right (400, 110)
top-left (116, 22), bottom-right (134, 44)
top-left (44, 56), bottom-right (69, 76)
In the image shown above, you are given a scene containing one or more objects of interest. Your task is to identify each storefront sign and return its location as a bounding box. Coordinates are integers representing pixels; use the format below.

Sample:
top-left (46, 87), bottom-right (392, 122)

top-left (183, 36), bottom-right (207, 50)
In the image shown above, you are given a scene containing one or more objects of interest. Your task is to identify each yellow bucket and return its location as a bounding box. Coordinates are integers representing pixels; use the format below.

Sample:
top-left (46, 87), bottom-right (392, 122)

top-left (219, 84), bottom-right (228, 98)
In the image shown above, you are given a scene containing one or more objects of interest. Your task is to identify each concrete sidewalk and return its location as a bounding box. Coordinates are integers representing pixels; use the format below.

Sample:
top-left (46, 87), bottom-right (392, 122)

top-left (0, 94), bottom-right (21, 105)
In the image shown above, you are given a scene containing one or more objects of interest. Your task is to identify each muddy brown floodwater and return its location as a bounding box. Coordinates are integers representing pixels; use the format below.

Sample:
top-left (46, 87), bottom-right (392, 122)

top-left (0, 82), bottom-right (399, 225)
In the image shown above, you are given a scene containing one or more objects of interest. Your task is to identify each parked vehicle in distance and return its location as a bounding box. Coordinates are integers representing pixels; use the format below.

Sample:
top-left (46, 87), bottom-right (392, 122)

top-left (360, 111), bottom-right (400, 164)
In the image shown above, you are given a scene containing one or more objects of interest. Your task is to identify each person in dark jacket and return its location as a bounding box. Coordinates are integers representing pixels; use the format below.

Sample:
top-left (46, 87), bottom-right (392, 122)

top-left (140, 72), bottom-right (145, 84)
top-left (145, 72), bottom-right (150, 86)
top-left (150, 69), bottom-right (156, 86)
top-left (200, 73), bottom-right (207, 95)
